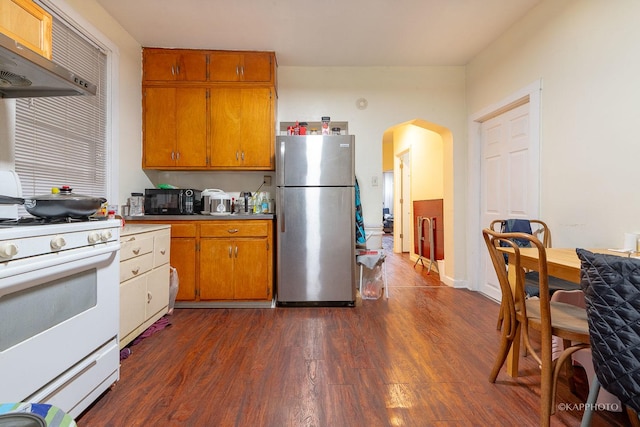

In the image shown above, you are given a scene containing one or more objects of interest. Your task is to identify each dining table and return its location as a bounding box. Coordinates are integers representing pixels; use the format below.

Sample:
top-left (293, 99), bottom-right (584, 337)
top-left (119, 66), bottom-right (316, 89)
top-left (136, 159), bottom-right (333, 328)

top-left (499, 246), bottom-right (633, 377)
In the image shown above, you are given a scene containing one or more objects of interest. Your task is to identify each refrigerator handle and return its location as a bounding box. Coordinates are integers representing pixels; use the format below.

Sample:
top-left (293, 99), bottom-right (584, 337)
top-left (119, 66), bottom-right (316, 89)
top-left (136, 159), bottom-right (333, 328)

top-left (280, 188), bottom-right (285, 233)
top-left (279, 139), bottom-right (285, 184)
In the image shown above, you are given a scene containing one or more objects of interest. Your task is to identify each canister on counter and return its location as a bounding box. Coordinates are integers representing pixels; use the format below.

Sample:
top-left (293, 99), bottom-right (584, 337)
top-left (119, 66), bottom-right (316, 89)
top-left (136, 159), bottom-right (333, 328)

top-left (332, 127), bottom-right (341, 135)
top-left (129, 193), bottom-right (144, 216)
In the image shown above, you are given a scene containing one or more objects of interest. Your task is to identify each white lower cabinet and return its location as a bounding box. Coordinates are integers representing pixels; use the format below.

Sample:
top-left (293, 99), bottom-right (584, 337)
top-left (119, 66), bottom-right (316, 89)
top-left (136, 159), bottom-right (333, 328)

top-left (119, 224), bottom-right (171, 348)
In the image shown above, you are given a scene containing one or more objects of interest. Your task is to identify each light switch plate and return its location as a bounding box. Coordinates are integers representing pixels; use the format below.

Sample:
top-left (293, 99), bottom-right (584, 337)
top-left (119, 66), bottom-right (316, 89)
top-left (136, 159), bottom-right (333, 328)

top-left (372, 176), bottom-right (379, 186)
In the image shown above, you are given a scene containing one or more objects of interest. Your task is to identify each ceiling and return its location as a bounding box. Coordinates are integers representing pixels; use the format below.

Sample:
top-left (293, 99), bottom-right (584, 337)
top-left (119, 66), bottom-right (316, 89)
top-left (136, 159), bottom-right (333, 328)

top-left (95, 0), bottom-right (540, 67)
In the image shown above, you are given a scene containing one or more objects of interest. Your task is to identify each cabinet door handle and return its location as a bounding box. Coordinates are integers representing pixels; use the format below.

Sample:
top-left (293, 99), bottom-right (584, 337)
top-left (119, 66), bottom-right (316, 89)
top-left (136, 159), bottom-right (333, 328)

top-left (176, 152), bottom-right (180, 160)
top-left (127, 236), bottom-right (136, 242)
top-left (160, 248), bottom-right (166, 255)
top-left (132, 267), bottom-right (140, 275)
top-left (171, 151), bottom-right (175, 160)
top-left (132, 247), bottom-right (141, 255)
top-left (235, 151), bottom-right (239, 161)
top-left (240, 65), bottom-right (244, 77)
top-left (228, 246), bottom-right (232, 258)
top-left (147, 292), bottom-right (152, 303)
top-left (171, 65), bottom-right (176, 76)
top-left (241, 151), bottom-right (245, 161)
top-left (236, 65), bottom-right (240, 76)
top-left (176, 65), bottom-right (180, 75)
top-left (227, 228), bottom-right (239, 234)
top-left (235, 245), bottom-right (238, 258)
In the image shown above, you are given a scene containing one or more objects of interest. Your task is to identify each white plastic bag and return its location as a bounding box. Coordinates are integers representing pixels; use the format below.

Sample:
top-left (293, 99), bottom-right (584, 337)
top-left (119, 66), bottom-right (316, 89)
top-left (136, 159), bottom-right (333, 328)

top-left (361, 264), bottom-right (384, 300)
top-left (168, 266), bottom-right (179, 314)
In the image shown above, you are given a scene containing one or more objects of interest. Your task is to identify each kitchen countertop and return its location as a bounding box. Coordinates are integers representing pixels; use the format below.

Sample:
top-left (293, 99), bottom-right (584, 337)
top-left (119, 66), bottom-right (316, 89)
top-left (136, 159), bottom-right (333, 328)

top-left (125, 214), bottom-right (275, 221)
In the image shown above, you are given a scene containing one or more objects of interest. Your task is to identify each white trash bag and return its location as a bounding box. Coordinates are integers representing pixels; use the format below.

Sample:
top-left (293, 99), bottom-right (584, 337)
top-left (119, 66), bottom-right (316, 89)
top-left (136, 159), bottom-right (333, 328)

top-left (168, 266), bottom-right (179, 315)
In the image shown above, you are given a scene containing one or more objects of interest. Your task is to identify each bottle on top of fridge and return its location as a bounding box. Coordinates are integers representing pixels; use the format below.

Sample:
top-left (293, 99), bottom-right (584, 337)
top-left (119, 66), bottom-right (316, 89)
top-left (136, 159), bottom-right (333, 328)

top-left (321, 116), bottom-right (330, 135)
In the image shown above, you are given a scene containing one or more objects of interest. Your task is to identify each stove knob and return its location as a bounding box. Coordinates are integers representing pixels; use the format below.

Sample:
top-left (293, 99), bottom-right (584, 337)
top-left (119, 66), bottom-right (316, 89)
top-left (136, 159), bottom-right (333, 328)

top-left (101, 230), bottom-right (113, 241)
top-left (50, 236), bottom-right (67, 250)
top-left (0, 242), bottom-right (18, 259)
top-left (88, 232), bottom-right (102, 244)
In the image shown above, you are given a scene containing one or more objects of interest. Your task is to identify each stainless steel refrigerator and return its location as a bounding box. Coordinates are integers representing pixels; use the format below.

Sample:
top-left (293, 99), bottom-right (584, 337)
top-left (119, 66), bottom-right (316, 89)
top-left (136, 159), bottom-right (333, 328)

top-left (276, 135), bottom-right (356, 306)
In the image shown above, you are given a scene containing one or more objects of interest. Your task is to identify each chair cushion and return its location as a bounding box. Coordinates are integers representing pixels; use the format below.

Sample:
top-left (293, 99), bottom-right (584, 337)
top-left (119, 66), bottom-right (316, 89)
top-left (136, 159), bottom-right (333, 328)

top-left (577, 248), bottom-right (640, 413)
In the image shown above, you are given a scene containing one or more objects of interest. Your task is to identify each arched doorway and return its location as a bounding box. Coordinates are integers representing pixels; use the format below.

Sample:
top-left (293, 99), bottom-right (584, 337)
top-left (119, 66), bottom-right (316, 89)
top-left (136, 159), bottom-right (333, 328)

top-left (382, 119), bottom-right (454, 285)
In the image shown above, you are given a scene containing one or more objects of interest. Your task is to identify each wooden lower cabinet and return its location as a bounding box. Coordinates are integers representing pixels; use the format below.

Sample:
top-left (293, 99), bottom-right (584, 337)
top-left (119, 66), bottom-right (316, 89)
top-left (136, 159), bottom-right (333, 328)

top-left (198, 220), bottom-right (273, 301)
top-left (127, 219), bottom-right (273, 304)
top-left (166, 222), bottom-right (198, 301)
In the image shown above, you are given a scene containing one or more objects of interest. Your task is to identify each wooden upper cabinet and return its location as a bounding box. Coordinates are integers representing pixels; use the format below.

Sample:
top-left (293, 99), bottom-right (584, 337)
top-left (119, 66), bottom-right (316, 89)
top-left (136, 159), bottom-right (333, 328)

top-left (142, 87), bottom-right (208, 169)
top-left (209, 51), bottom-right (275, 83)
top-left (0, 0), bottom-right (52, 59)
top-left (141, 47), bottom-right (277, 171)
top-left (209, 87), bottom-right (274, 169)
top-left (143, 48), bottom-right (208, 82)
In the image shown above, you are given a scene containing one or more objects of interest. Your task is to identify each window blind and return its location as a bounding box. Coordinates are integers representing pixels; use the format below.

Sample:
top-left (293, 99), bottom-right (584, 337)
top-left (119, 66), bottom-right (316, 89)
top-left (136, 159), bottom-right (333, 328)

top-left (14, 15), bottom-right (107, 200)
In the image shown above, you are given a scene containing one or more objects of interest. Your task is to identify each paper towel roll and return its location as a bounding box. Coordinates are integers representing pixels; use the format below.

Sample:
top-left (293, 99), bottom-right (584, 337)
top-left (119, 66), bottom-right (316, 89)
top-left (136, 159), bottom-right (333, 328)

top-left (624, 233), bottom-right (639, 251)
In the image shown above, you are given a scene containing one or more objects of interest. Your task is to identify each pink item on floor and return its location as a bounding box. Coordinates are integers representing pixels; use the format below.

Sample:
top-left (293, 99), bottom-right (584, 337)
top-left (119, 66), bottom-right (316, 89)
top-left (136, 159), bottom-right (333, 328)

top-left (132, 316), bottom-right (172, 346)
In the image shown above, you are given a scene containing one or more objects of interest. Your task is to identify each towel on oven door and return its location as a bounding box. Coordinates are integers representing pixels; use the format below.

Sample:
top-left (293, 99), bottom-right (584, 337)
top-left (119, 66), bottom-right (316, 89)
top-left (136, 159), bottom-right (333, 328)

top-left (0, 402), bottom-right (77, 427)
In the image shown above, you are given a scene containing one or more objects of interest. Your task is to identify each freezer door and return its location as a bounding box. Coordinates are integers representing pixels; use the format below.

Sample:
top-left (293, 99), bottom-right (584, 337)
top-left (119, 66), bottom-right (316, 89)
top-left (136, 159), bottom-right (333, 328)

top-left (277, 186), bottom-right (355, 303)
top-left (276, 135), bottom-right (355, 187)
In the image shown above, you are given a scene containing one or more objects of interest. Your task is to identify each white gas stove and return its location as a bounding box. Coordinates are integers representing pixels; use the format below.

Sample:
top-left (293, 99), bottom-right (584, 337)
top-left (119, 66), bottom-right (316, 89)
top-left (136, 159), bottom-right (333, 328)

top-left (0, 171), bottom-right (121, 419)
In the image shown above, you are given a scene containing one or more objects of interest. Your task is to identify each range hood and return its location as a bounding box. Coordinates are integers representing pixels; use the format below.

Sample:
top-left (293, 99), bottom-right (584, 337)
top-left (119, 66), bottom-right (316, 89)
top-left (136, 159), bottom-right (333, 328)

top-left (0, 32), bottom-right (96, 98)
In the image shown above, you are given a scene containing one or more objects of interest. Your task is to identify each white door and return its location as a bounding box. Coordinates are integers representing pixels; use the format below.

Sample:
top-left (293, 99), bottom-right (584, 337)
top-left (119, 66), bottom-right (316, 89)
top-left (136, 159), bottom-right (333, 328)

top-left (479, 102), bottom-right (539, 300)
top-left (401, 152), bottom-right (412, 252)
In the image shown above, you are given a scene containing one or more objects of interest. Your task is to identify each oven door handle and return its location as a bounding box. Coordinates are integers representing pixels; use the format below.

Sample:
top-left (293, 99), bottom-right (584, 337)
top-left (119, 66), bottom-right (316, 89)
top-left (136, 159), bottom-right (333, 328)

top-left (0, 243), bottom-right (120, 287)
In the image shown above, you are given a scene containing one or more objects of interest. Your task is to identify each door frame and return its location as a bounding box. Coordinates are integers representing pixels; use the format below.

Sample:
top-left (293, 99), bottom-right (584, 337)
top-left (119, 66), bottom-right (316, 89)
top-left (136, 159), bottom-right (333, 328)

top-left (466, 79), bottom-right (542, 294)
top-left (400, 150), bottom-right (412, 252)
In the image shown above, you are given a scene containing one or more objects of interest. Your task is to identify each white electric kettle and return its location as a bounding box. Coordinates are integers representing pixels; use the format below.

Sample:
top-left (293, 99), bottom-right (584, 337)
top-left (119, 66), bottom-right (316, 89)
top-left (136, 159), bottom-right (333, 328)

top-left (201, 189), bottom-right (231, 215)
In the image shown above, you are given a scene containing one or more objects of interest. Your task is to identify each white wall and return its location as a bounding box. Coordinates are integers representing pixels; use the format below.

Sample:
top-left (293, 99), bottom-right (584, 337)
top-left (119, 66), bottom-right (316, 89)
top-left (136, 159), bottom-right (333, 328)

top-left (467, 0), bottom-right (640, 254)
top-left (277, 66), bottom-right (467, 277)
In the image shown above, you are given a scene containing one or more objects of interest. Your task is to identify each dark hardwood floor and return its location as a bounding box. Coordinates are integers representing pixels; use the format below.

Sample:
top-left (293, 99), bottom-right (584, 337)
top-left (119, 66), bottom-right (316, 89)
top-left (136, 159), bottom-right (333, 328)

top-left (77, 235), bottom-right (630, 426)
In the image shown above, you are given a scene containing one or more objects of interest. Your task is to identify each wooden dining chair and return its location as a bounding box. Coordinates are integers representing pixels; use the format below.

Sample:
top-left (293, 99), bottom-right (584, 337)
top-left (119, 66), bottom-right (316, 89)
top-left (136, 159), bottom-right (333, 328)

top-left (489, 219), bottom-right (551, 248)
top-left (490, 219), bottom-right (579, 329)
top-left (491, 219), bottom-right (550, 330)
top-left (482, 228), bottom-right (591, 427)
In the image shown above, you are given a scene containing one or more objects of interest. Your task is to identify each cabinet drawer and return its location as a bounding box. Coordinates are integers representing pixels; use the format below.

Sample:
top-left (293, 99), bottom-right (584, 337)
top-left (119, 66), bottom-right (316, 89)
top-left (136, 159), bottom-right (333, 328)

top-left (120, 252), bottom-right (153, 282)
top-left (120, 234), bottom-right (154, 261)
top-left (153, 231), bottom-right (171, 267)
top-left (171, 223), bottom-right (197, 237)
top-left (200, 221), bottom-right (269, 237)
